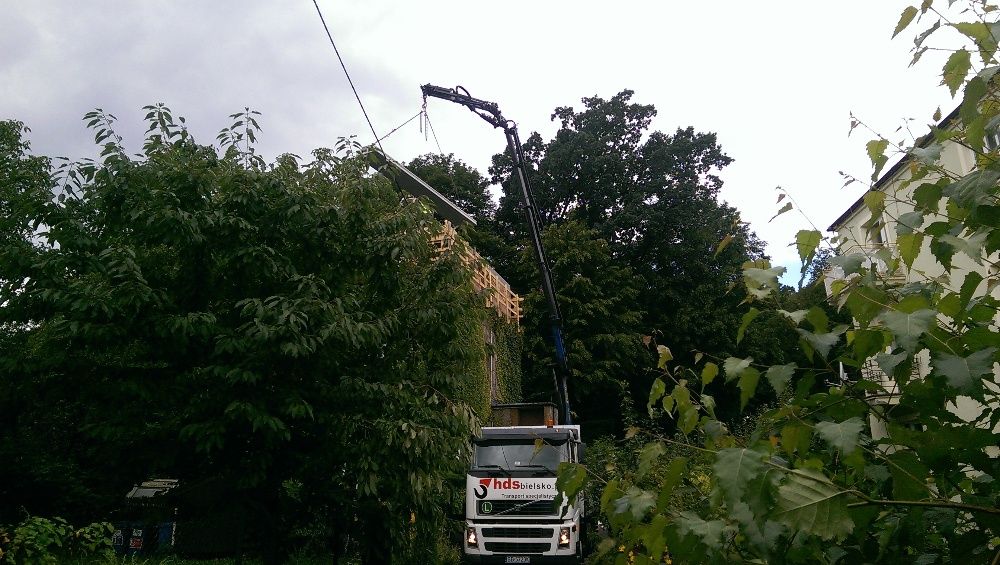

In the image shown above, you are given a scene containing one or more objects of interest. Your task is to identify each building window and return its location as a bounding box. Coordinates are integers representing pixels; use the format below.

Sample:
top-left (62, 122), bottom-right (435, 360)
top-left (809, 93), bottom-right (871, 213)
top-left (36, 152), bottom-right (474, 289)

top-left (986, 129), bottom-right (1000, 152)
top-left (869, 219), bottom-right (887, 247)
top-left (486, 324), bottom-right (498, 401)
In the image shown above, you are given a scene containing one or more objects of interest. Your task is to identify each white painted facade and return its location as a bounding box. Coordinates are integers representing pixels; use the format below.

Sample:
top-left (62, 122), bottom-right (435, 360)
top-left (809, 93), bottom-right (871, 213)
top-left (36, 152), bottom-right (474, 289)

top-left (827, 110), bottom-right (1000, 438)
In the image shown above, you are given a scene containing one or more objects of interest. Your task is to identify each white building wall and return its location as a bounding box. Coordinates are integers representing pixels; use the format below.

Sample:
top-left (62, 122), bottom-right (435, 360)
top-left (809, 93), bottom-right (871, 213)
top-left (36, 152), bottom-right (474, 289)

top-left (830, 135), bottom-right (999, 433)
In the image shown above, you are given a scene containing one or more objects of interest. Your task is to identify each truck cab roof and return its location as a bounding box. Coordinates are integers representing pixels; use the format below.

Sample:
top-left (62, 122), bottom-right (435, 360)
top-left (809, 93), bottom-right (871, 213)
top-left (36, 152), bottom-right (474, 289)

top-left (477, 425), bottom-right (581, 443)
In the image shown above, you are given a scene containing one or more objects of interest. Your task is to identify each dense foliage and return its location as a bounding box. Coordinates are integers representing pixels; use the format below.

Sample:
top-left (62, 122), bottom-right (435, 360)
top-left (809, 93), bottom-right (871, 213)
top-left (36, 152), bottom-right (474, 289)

top-left (413, 91), bottom-right (769, 430)
top-left (0, 108), bottom-right (490, 563)
top-left (0, 517), bottom-right (113, 564)
top-left (557, 1), bottom-right (1000, 563)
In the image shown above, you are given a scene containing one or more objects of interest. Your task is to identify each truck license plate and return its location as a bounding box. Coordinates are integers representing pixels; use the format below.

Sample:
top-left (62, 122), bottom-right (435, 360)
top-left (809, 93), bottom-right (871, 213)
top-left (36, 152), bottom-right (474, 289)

top-left (505, 558), bottom-right (530, 564)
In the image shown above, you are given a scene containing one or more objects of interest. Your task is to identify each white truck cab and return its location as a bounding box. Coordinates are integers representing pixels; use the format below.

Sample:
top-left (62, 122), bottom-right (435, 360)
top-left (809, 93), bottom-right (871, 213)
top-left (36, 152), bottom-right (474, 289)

top-left (463, 404), bottom-right (584, 564)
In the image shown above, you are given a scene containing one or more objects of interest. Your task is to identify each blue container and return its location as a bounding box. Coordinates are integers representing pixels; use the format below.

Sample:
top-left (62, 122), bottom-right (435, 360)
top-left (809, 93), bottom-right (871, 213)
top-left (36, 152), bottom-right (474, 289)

top-left (157, 522), bottom-right (175, 549)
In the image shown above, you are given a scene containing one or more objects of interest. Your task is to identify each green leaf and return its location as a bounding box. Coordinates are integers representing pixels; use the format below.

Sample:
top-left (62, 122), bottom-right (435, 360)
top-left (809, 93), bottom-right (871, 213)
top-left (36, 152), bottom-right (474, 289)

top-left (805, 306), bottom-right (829, 333)
top-left (765, 363), bottom-right (796, 393)
top-left (714, 234), bottom-right (734, 257)
top-left (876, 351), bottom-right (909, 376)
top-left (648, 378), bottom-right (666, 414)
top-left (676, 512), bottom-right (727, 550)
top-left (829, 254), bottom-right (866, 276)
top-left (887, 451), bottom-right (930, 500)
top-left (656, 344), bottom-right (673, 368)
top-left (638, 441), bottom-right (666, 479)
top-left (777, 309), bottom-right (809, 324)
top-left (967, 114), bottom-right (987, 152)
top-left (713, 447), bottom-right (768, 506)
top-left (701, 362), bottom-right (719, 387)
top-left (895, 211), bottom-right (924, 235)
top-left (770, 202), bottom-right (793, 222)
top-left (613, 486), bottom-right (657, 520)
top-left (737, 307), bottom-right (760, 344)
top-left (914, 19), bottom-right (942, 49)
top-left (731, 501), bottom-right (785, 554)
top-left (555, 462), bottom-right (588, 515)
top-left (656, 457), bottom-right (689, 511)
top-left (944, 169), bottom-right (1000, 210)
top-left (877, 308), bottom-right (936, 353)
top-left (961, 76), bottom-right (988, 125)
top-left (910, 144), bottom-right (943, 165)
top-left (781, 423), bottom-right (811, 456)
top-left (815, 417), bottom-right (865, 454)
top-left (744, 266), bottom-right (785, 299)
top-left (866, 141), bottom-right (889, 169)
top-left (954, 22), bottom-right (997, 63)
top-left (739, 368), bottom-right (761, 410)
top-left (942, 49), bottom-right (972, 96)
top-left (866, 141), bottom-right (890, 178)
top-left (679, 403), bottom-right (699, 434)
top-left (851, 329), bottom-right (889, 362)
top-left (893, 6), bottom-right (918, 38)
top-left (795, 229), bottom-right (822, 264)
top-left (775, 469), bottom-right (854, 540)
top-left (796, 327), bottom-right (845, 359)
top-left (955, 21), bottom-right (991, 42)
top-left (913, 182), bottom-right (943, 212)
top-left (897, 232), bottom-right (924, 268)
top-left (960, 271), bottom-right (984, 310)
top-left (724, 356), bottom-right (752, 381)
top-left (940, 230), bottom-right (989, 265)
top-left (932, 347), bottom-right (996, 392)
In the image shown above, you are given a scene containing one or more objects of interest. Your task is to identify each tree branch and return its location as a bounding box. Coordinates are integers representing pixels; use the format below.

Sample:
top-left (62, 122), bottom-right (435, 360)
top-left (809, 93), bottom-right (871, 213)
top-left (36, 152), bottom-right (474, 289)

top-left (848, 495), bottom-right (1000, 516)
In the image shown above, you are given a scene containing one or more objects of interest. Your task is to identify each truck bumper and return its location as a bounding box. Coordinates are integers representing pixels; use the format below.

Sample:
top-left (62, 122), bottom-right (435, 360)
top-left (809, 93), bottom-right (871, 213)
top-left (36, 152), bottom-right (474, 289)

top-left (463, 556), bottom-right (580, 565)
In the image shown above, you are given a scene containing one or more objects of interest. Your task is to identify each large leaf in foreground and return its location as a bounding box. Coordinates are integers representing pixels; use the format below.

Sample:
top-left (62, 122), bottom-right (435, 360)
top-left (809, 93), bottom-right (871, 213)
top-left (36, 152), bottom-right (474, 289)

top-left (774, 469), bottom-right (854, 540)
top-left (714, 447), bottom-right (767, 505)
top-left (877, 309), bottom-right (936, 353)
top-left (815, 417), bottom-right (865, 455)
top-left (932, 347), bottom-right (996, 394)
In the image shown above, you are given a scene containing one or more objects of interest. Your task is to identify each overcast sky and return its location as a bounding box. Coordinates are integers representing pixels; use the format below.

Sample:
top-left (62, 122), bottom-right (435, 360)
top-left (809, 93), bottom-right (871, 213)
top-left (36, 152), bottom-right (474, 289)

top-left (2, 1), bottom-right (962, 282)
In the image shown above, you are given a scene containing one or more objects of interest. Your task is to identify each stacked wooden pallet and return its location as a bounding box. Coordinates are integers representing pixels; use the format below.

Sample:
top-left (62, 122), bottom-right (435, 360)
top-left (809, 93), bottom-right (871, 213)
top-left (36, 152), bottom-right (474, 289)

top-left (430, 221), bottom-right (522, 324)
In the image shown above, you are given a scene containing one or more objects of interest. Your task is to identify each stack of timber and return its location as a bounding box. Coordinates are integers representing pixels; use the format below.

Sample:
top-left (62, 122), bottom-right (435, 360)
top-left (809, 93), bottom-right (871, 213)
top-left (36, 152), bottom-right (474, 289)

top-left (430, 221), bottom-right (522, 324)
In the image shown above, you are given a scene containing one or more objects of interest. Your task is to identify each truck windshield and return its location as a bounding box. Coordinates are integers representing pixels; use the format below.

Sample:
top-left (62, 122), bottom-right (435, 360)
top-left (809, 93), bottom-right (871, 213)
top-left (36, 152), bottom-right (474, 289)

top-left (473, 439), bottom-right (568, 471)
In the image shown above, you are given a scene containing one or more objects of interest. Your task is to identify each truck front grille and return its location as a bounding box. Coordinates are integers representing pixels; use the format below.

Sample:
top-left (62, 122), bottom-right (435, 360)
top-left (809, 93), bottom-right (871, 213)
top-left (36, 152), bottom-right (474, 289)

top-left (482, 527), bottom-right (553, 538)
top-left (478, 499), bottom-right (556, 516)
top-left (484, 541), bottom-right (551, 553)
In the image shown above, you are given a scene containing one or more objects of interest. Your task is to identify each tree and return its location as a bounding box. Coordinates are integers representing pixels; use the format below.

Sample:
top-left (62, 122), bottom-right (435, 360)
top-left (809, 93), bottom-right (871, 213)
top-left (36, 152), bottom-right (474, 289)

top-left (487, 90), bottom-right (766, 424)
top-left (0, 107), bottom-right (486, 563)
top-left (519, 221), bottom-right (648, 436)
top-left (407, 153), bottom-right (495, 221)
top-left (558, 2), bottom-right (1000, 562)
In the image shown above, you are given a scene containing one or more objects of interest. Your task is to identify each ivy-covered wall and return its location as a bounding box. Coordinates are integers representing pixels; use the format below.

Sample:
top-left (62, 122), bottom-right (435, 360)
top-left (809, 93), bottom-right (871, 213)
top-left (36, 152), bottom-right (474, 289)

top-left (452, 309), bottom-right (522, 422)
top-left (490, 312), bottom-right (522, 406)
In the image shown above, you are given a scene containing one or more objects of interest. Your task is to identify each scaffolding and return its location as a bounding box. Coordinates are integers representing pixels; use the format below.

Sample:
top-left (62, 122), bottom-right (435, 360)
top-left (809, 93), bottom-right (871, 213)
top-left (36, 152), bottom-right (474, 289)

top-left (430, 221), bottom-right (522, 324)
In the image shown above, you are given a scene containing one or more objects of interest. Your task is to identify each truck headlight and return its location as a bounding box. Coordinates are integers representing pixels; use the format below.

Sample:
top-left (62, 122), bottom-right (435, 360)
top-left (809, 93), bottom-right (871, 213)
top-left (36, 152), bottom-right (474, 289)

top-left (466, 527), bottom-right (478, 547)
top-left (558, 527), bottom-right (571, 547)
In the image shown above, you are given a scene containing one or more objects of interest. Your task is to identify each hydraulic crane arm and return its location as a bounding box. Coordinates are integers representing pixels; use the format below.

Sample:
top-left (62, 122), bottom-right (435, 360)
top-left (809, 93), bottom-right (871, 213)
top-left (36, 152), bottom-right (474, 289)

top-left (421, 84), bottom-right (573, 425)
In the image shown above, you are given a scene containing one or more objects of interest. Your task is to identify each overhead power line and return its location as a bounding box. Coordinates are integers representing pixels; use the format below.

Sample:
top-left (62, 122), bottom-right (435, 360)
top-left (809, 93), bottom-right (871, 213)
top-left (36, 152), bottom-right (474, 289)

top-left (310, 0), bottom-right (385, 154)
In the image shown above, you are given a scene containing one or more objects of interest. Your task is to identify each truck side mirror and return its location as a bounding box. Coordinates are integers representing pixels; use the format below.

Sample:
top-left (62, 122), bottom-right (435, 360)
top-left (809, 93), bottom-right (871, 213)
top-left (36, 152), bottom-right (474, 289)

top-left (578, 442), bottom-right (586, 464)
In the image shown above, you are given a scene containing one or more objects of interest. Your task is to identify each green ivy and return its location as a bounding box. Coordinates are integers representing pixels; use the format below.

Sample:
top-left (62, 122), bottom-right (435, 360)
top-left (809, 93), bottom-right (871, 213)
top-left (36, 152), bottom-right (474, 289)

top-left (451, 309), bottom-right (523, 422)
top-left (491, 311), bottom-right (523, 406)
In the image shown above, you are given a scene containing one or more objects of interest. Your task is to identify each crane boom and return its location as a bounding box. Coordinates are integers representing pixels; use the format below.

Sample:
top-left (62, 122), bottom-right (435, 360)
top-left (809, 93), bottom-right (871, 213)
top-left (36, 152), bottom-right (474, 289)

top-left (421, 84), bottom-right (573, 425)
